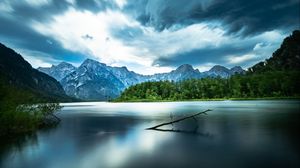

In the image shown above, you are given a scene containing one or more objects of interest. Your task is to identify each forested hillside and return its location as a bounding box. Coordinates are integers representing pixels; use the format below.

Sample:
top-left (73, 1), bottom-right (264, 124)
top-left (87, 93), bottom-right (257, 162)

top-left (0, 43), bottom-right (72, 136)
top-left (115, 30), bottom-right (300, 101)
top-left (249, 30), bottom-right (300, 73)
top-left (115, 71), bottom-right (299, 101)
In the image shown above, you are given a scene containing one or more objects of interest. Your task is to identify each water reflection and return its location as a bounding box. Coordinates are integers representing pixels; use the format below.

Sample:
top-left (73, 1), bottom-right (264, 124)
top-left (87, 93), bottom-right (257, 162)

top-left (0, 100), bottom-right (299, 168)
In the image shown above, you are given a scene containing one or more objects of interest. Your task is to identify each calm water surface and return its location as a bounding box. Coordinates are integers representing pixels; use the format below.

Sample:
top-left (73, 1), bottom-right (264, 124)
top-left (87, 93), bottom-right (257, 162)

top-left (1, 100), bottom-right (300, 168)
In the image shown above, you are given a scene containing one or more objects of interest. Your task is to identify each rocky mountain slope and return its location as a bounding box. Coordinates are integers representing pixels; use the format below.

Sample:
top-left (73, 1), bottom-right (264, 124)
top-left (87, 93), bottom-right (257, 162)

top-left (0, 43), bottom-right (68, 100)
top-left (39, 58), bottom-right (244, 100)
top-left (60, 59), bottom-right (126, 100)
top-left (38, 62), bottom-right (76, 81)
top-left (203, 65), bottom-right (245, 78)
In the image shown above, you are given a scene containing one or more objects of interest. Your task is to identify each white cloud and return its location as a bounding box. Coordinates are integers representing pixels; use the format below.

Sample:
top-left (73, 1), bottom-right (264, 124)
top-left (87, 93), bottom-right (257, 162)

top-left (226, 54), bottom-right (257, 64)
top-left (222, 30), bottom-right (284, 67)
top-left (114, 0), bottom-right (127, 8)
top-left (0, 1), bottom-right (14, 13)
top-left (195, 63), bottom-right (216, 72)
top-left (25, 0), bottom-right (52, 7)
top-left (31, 8), bottom-right (160, 74)
top-left (23, 55), bottom-right (52, 68)
top-left (129, 23), bottom-right (226, 58)
top-left (17, 49), bottom-right (64, 68)
top-left (30, 5), bottom-right (286, 74)
top-left (253, 42), bottom-right (265, 51)
top-left (65, 0), bottom-right (75, 5)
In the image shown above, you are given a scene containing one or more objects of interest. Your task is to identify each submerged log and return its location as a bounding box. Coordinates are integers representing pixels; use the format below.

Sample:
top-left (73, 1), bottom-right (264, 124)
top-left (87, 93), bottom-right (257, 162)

top-left (146, 109), bottom-right (212, 130)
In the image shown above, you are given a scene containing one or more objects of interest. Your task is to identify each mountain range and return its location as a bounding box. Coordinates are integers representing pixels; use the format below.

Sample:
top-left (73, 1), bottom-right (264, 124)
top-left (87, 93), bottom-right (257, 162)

top-left (38, 59), bottom-right (244, 100)
top-left (1, 30), bottom-right (299, 101)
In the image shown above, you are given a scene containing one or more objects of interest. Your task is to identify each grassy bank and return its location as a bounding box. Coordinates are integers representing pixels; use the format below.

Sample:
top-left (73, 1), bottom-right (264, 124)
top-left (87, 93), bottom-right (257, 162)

top-left (0, 103), bottom-right (62, 137)
top-left (0, 80), bottom-right (62, 137)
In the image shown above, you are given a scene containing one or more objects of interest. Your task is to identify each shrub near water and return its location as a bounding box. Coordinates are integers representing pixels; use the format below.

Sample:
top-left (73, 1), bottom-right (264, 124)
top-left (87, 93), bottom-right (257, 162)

top-left (0, 103), bottom-right (61, 136)
top-left (0, 81), bottom-right (62, 136)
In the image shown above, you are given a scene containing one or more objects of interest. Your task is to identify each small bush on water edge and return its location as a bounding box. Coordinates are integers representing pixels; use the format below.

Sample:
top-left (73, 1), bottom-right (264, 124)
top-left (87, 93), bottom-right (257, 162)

top-left (0, 78), bottom-right (63, 136)
top-left (0, 103), bottom-right (62, 136)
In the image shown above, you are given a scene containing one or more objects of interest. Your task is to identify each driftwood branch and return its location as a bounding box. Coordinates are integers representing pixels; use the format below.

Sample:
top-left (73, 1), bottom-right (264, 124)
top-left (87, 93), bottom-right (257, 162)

top-left (146, 109), bottom-right (212, 130)
top-left (149, 128), bottom-right (212, 137)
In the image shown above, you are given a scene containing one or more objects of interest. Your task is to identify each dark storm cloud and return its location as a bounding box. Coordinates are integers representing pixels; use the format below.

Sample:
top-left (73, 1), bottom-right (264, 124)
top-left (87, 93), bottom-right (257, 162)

top-left (0, 0), bottom-right (298, 72)
top-left (0, 15), bottom-right (85, 63)
top-left (5, 0), bottom-right (69, 22)
top-left (0, 0), bottom-right (119, 65)
top-left (74, 0), bottom-right (120, 12)
top-left (110, 26), bottom-right (144, 41)
top-left (153, 44), bottom-right (253, 68)
top-left (125, 0), bottom-right (300, 35)
top-left (6, 0), bottom-right (119, 22)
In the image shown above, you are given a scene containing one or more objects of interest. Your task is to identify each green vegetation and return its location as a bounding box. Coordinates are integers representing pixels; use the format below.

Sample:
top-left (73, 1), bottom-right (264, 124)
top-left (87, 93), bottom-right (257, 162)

top-left (0, 42), bottom-right (71, 136)
top-left (115, 30), bottom-right (300, 102)
top-left (0, 79), bottom-right (62, 136)
top-left (114, 71), bottom-right (300, 102)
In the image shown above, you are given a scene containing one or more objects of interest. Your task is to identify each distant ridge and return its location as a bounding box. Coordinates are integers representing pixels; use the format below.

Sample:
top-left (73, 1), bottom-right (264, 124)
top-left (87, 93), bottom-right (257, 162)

top-left (39, 30), bottom-right (300, 101)
top-left (39, 58), bottom-right (244, 100)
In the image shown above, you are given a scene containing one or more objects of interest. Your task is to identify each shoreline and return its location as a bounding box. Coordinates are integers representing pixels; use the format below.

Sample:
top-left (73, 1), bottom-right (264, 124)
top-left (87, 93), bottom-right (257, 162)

top-left (111, 97), bottom-right (300, 103)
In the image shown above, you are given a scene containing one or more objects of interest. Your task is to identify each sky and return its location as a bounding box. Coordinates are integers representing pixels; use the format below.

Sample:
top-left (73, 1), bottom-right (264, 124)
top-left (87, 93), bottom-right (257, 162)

top-left (0, 0), bottom-right (299, 75)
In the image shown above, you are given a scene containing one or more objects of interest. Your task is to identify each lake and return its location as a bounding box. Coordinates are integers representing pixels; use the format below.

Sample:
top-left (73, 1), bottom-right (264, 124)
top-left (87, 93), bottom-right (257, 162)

top-left (1, 100), bottom-right (299, 168)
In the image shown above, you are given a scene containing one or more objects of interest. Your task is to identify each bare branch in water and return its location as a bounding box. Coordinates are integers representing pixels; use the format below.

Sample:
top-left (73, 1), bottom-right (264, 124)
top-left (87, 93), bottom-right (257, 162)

top-left (146, 109), bottom-right (211, 130)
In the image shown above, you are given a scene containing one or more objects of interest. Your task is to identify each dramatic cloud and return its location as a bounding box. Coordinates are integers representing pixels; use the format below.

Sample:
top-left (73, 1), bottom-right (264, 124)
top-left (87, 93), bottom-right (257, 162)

top-left (0, 0), bottom-right (299, 74)
top-left (126, 0), bottom-right (299, 35)
top-left (150, 30), bottom-right (285, 69)
top-left (0, 0), bottom-right (86, 65)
